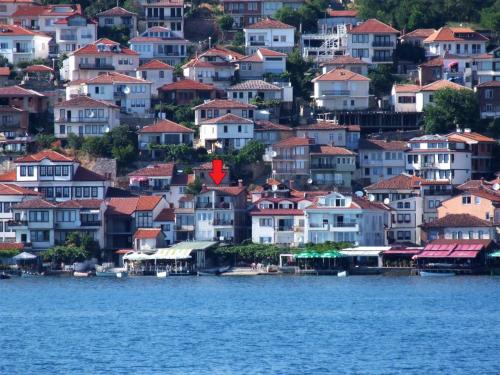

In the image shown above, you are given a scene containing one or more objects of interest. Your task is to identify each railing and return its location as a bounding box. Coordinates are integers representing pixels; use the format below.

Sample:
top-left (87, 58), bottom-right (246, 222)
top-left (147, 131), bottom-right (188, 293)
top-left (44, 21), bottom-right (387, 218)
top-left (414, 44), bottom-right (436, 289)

top-left (175, 224), bottom-right (194, 231)
top-left (321, 90), bottom-right (350, 96)
top-left (146, 16), bottom-right (183, 21)
top-left (215, 202), bottom-right (233, 209)
top-left (155, 52), bottom-right (184, 57)
top-left (14, 48), bottom-right (33, 54)
top-left (81, 34), bottom-right (94, 39)
top-left (249, 41), bottom-right (266, 46)
top-left (310, 164), bottom-right (337, 169)
top-left (278, 226), bottom-right (293, 232)
top-left (213, 219), bottom-right (234, 226)
top-left (79, 63), bottom-right (115, 70)
top-left (372, 55), bottom-right (393, 62)
top-left (81, 221), bottom-right (101, 226)
top-left (7, 220), bottom-right (27, 227)
top-left (55, 117), bottom-right (109, 123)
top-left (212, 76), bottom-right (232, 81)
top-left (372, 41), bottom-right (394, 47)
top-left (196, 202), bottom-right (212, 209)
top-left (213, 236), bottom-right (234, 242)
top-left (114, 91), bottom-right (127, 98)
top-left (60, 34), bottom-right (77, 41)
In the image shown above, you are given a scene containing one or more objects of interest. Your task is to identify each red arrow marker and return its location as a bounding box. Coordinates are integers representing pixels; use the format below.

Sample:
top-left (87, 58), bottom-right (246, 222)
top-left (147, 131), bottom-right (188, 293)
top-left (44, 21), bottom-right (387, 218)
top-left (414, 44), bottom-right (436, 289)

top-left (209, 159), bottom-right (226, 186)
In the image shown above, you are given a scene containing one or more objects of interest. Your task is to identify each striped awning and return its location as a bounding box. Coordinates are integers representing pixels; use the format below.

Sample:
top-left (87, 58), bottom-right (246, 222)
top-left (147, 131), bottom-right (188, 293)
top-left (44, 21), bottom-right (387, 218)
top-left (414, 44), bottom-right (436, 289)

top-left (153, 248), bottom-right (192, 260)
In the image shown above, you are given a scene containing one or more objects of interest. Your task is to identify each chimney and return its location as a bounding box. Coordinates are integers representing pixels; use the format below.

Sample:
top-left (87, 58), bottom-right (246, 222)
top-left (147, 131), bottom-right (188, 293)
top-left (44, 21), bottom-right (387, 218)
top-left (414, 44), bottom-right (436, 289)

top-left (464, 128), bottom-right (471, 133)
top-left (238, 179), bottom-right (243, 187)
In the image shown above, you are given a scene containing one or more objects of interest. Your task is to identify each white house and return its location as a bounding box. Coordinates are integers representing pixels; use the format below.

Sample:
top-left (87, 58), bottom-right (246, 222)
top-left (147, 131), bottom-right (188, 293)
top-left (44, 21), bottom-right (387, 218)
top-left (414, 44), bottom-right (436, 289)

top-left (54, 95), bottom-right (121, 139)
top-left (227, 79), bottom-right (283, 104)
top-left (136, 59), bottom-right (174, 95)
top-left (423, 27), bottom-right (488, 57)
top-left (358, 139), bottom-right (408, 184)
top-left (60, 38), bottom-right (140, 82)
top-left (406, 135), bottom-right (472, 185)
top-left (347, 18), bottom-right (399, 65)
top-left (53, 14), bottom-right (97, 55)
top-left (153, 208), bottom-right (175, 245)
top-left (320, 55), bottom-right (369, 76)
top-left (193, 99), bottom-right (256, 125)
top-left (129, 26), bottom-right (189, 66)
top-left (312, 68), bottom-right (370, 110)
top-left (0, 24), bottom-right (51, 65)
top-left (244, 18), bottom-right (295, 55)
top-left (199, 113), bottom-right (254, 152)
top-left (137, 120), bottom-right (195, 158)
top-left (0, 0), bottom-right (39, 25)
top-left (474, 48), bottom-right (500, 85)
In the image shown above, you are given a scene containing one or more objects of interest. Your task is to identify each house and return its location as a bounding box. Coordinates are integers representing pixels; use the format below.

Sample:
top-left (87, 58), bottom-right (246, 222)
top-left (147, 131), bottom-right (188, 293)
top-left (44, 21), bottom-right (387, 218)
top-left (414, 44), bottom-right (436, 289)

top-left (199, 113), bottom-right (254, 152)
top-left (270, 137), bottom-right (313, 184)
top-left (83, 72), bottom-right (152, 116)
top-left (129, 26), bottom-right (189, 66)
top-left (137, 119), bottom-right (194, 158)
top-left (423, 27), bottom-right (488, 57)
top-left (153, 208), bottom-right (175, 244)
top-left (364, 174), bottom-right (424, 244)
top-left (158, 79), bottom-right (216, 105)
top-left (0, 105), bottom-right (29, 136)
top-left (54, 96), bottom-right (120, 139)
top-left (261, 0), bottom-right (303, 17)
top-left (12, 3), bottom-right (81, 32)
top-left (243, 18), bottom-right (295, 54)
top-left (448, 130), bottom-right (494, 178)
top-left (136, 59), bottom-right (174, 95)
top-left (60, 38), bottom-right (140, 82)
top-left (0, 85), bottom-right (47, 114)
top-left (0, 0), bottom-right (40, 25)
top-left (105, 195), bottom-right (167, 249)
top-left (347, 18), bottom-right (399, 65)
top-left (294, 120), bottom-right (349, 147)
top-left (253, 120), bottom-right (293, 146)
top-left (418, 57), bottom-right (443, 85)
top-left (476, 81), bottom-right (500, 119)
top-left (194, 185), bottom-right (247, 243)
top-left (320, 55), bottom-right (369, 76)
top-left (237, 48), bottom-right (287, 80)
top-left (304, 192), bottom-right (389, 246)
top-left (174, 194), bottom-right (195, 241)
top-left (309, 144), bottom-right (356, 188)
top-left (0, 24), bottom-right (52, 64)
top-left (400, 29), bottom-right (436, 47)
top-left (221, 0), bottom-right (262, 29)
top-left (142, 0), bottom-right (184, 37)
top-left (358, 139), bottom-right (408, 185)
top-left (0, 183), bottom-right (40, 243)
top-left (11, 198), bottom-right (107, 250)
top-left (23, 64), bottom-right (53, 82)
top-left (312, 68), bottom-right (370, 111)
top-left (193, 99), bottom-right (256, 126)
top-left (95, 6), bottom-right (138, 37)
top-left (132, 228), bottom-right (165, 251)
top-left (192, 162), bottom-right (231, 186)
top-left (0, 150), bottom-right (110, 201)
top-left (0, 66), bottom-right (9, 85)
top-left (420, 214), bottom-right (495, 242)
top-left (473, 49), bottom-right (500, 85)
top-left (227, 79), bottom-right (282, 104)
top-left (53, 14), bottom-right (97, 55)
top-left (419, 180), bottom-right (454, 224)
top-left (406, 134), bottom-right (472, 185)
top-left (317, 9), bottom-right (358, 32)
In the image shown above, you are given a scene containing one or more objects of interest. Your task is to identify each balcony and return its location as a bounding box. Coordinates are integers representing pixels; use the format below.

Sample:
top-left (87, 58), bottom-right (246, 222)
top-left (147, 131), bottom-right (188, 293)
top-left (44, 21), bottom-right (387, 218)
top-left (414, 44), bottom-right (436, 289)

top-left (212, 76), bottom-right (232, 82)
top-left (196, 202), bottom-right (212, 209)
top-left (249, 41), bottom-right (266, 46)
top-left (60, 34), bottom-right (77, 41)
top-left (56, 116), bottom-right (109, 123)
top-left (372, 55), bottom-right (393, 62)
top-left (175, 224), bottom-right (194, 231)
top-left (278, 226), bottom-right (293, 232)
top-left (146, 15), bottom-right (183, 21)
top-left (79, 63), bottom-right (115, 70)
top-left (215, 202), bottom-right (233, 209)
top-left (81, 221), bottom-right (102, 227)
top-left (13, 48), bottom-right (33, 54)
top-left (310, 163), bottom-right (337, 170)
top-left (155, 51), bottom-right (184, 57)
top-left (372, 41), bottom-right (394, 47)
top-left (114, 91), bottom-right (127, 98)
top-left (321, 90), bottom-right (350, 97)
top-left (213, 219), bottom-right (234, 226)
top-left (7, 220), bottom-right (27, 227)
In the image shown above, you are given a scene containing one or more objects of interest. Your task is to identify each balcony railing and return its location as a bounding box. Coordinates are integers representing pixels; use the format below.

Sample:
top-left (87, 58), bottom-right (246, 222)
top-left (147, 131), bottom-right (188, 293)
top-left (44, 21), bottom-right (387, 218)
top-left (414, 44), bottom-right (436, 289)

top-left (81, 221), bottom-right (102, 226)
top-left (372, 41), bottom-right (394, 47)
top-left (213, 219), bottom-right (234, 226)
top-left (14, 48), bottom-right (33, 54)
top-left (196, 202), bottom-right (212, 209)
top-left (55, 117), bottom-right (109, 123)
top-left (212, 76), bottom-right (232, 81)
top-left (60, 34), bottom-right (77, 41)
top-left (310, 163), bottom-right (337, 169)
top-left (146, 16), bottom-right (183, 21)
top-left (79, 63), bottom-right (115, 70)
top-left (114, 91), bottom-right (127, 98)
top-left (155, 52), bottom-right (184, 57)
top-left (372, 55), bottom-right (393, 62)
top-left (7, 220), bottom-right (27, 227)
top-left (175, 224), bottom-right (195, 231)
top-left (215, 202), bottom-right (233, 209)
top-left (278, 226), bottom-right (293, 232)
top-left (249, 41), bottom-right (266, 46)
top-left (321, 90), bottom-right (350, 96)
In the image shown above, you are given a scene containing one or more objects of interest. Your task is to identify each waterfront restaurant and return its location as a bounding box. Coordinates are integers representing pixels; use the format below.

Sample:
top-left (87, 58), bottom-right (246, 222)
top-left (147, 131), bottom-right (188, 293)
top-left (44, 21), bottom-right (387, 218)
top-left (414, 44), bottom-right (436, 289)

top-left (340, 246), bottom-right (389, 267)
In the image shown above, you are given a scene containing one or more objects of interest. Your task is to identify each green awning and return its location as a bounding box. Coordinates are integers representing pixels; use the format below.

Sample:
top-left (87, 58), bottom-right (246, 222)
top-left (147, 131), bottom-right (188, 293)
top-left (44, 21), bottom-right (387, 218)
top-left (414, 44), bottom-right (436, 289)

top-left (320, 251), bottom-right (346, 258)
top-left (488, 250), bottom-right (500, 258)
top-left (295, 251), bottom-right (322, 259)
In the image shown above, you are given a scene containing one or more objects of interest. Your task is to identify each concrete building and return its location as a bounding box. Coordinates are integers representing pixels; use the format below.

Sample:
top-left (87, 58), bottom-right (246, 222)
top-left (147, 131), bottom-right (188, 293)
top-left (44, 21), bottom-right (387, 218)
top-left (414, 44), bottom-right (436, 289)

top-left (137, 120), bottom-right (194, 158)
top-left (0, 24), bottom-right (51, 64)
top-left (358, 139), bottom-right (408, 185)
top-left (142, 0), bottom-right (184, 37)
top-left (193, 99), bottom-right (256, 126)
top-left (96, 6), bottom-right (138, 38)
top-left (243, 18), bottom-right (295, 54)
top-left (237, 48), bottom-right (287, 80)
top-left (136, 59), bottom-right (174, 95)
top-left (199, 113), bottom-right (254, 152)
top-left (53, 14), bottom-right (97, 55)
top-left (423, 27), bottom-right (488, 57)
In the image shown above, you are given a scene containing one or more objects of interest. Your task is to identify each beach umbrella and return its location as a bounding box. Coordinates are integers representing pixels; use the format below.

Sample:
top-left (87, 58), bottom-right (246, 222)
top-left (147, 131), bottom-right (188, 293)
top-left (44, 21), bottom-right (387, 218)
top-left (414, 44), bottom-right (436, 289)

top-left (12, 252), bottom-right (37, 261)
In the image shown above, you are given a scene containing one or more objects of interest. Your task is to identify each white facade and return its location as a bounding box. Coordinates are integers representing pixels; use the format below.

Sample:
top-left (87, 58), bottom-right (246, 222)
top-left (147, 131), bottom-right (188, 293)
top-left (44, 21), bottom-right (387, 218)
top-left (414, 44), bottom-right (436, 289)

top-left (136, 66), bottom-right (173, 95)
top-left (359, 143), bottom-right (407, 184)
top-left (244, 24), bottom-right (295, 54)
top-left (129, 27), bottom-right (188, 66)
top-left (0, 26), bottom-right (51, 64)
top-left (54, 16), bottom-right (96, 55)
top-left (347, 21), bottom-right (399, 65)
top-left (199, 114), bottom-right (254, 151)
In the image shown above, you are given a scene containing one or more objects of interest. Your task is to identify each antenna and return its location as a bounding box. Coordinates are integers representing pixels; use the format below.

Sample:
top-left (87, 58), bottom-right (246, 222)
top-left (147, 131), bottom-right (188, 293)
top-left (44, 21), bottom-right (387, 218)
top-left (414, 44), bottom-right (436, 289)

top-left (383, 198), bottom-right (390, 205)
top-left (355, 191), bottom-right (363, 197)
top-left (493, 183), bottom-right (500, 191)
top-left (368, 194), bottom-right (375, 202)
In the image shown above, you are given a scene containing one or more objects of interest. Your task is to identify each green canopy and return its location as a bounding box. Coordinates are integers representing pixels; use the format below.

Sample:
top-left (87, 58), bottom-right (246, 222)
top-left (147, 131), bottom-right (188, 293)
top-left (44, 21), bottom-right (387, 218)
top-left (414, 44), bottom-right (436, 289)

top-left (295, 251), bottom-right (322, 259)
top-left (320, 251), bottom-right (346, 258)
top-left (488, 250), bottom-right (500, 258)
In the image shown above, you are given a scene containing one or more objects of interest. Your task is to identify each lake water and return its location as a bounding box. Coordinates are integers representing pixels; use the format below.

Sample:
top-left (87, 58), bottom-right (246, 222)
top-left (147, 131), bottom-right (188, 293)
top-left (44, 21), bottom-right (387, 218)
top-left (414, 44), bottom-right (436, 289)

top-left (1, 276), bottom-right (500, 375)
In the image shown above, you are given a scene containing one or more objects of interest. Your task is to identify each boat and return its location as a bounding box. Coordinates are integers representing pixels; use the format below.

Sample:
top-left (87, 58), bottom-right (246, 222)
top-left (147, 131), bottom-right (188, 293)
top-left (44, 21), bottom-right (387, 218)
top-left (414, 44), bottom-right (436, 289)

top-left (337, 271), bottom-right (348, 277)
top-left (74, 271), bottom-right (92, 277)
top-left (0, 272), bottom-right (11, 279)
top-left (96, 268), bottom-right (128, 278)
top-left (156, 271), bottom-right (168, 278)
top-left (198, 266), bottom-right (231, 276)
top-left (420, 270), bottom-right (455, 277)
top-left (21, 271), bottom-right (44, 277)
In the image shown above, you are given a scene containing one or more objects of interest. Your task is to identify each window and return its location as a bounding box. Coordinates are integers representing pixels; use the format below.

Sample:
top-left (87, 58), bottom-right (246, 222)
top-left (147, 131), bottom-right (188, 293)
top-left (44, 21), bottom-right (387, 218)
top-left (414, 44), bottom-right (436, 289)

top-left (137, 211), bottom-right (153, 227)
top-left (75, 187), bottom-right (82, 198)
top-left (223, 125), bottom-right (228, 133)
top-left (352, 34), bottom-right (368, 43)
top-left (60, 125), bottom-right (66, 135)
top-left (20, 166), bottom-right (26, 176)
top-left (83, 187), bottom-right (90, 198)
top-left (29, 211), bottom-right (49, 222)
top-left (462, 196), bottom-right (471, 204)
top-left (259, 218), bottom-right (272, 227)
top-left (475, 196), bottom-right (481, 204)
top-left (30, 230), bottom-right (50, 242)
top-left (91, 187), bottom-right (98, 197)
top-left (159, 71), bottom-right (164, 79)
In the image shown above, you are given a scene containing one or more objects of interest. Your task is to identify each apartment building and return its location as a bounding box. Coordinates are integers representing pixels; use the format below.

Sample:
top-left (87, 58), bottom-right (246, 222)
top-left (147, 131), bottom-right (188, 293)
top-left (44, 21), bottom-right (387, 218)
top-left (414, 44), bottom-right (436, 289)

top-left (420, 213), bottom-right (495, 243)
top-left (182, 49), bottom-right (237, 90)
top-left (0, 105), bottom-right (28, 136)
top-left (358, 139), bottom-right (408, 185)
top-left (0, 24), bottom-right (51, 64)
top-left (222, 0), bottom-right (262, 29)
top-left (142, 0), bottom-right (184, 37)
top-left (227, 79), bottom-right (282, 104)
top-left (0, 85), bottom-right (47, 113)
top-left (476, 81), bottom-right (500, 119)
top-left (473, 48), bottom-right (500, 85)
top-left (400, 28), bottom-right (436, 47)
top-left (243, 18), bottom-right (295, 54)
top-left (448, 130), bottom-right (494, 178)
top-left (423, 27), bottom-right (488, 57)
top-left (95, 6), bottom-right (138, 37)
top-left (312, 68), bottom-right (370, 111)
top-left (199, 113), bottom-right (254, 152)
top-left (158, 79), bottom-right (216, 105)
top-left (309, 145), bottom-right (356, 188)
top-left (294, 121), bottom-right (349, 147)
top-left (347, 19), bottom-right (399, 65)
top-left (53, 14), bottom-right (97, 55)
top-left (193, 99), bottom-right (256, 126)
top-left (136, 59), bottom-right (174, 95)
top-left (137, 119), bottom-right (194, 158)
top-left (54, 95), bottom-right (121, 139)
top-left (254, 120), bottom-right (293, 146)
top-left (0, 0), bottom-right (40, 25)
top-left (320, 55), bottom-right (369, 76)
top-left (270, 137), bottom-right (313, 184)
top-left (237, 48), bottom-right (287, 80)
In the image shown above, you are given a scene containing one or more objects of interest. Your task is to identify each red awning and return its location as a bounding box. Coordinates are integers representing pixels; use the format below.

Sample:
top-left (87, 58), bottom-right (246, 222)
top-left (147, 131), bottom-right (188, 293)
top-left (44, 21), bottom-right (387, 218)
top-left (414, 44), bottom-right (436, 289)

top-left (455, 244), bottom-right (483, 251)
top-left (383, 249), bottom-right (421, 255)
top-left (449, 250), bottom-right (481, 258)
top-left (415, 250), bottom-right (452, 258)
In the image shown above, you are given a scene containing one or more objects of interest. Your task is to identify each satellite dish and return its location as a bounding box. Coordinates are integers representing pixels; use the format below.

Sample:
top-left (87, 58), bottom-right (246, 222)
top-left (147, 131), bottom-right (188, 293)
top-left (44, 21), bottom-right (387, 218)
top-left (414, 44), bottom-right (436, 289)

top-left (272, 151), bottom-right (277, 157)
top-left (355, 191), bottom-right (363, 197)
top-left (271, 184), bottom-right (278, 191)
top-left (88, 110), bottom-right (95, 118)
top-left (493, 183), bottom-right (500, 191)
top-left (383, 198), bottom-right (390, 205)
top-left (368, 194), bottom-right (375, 202)
top-left (307, 178), bottom-right (313, 184)
top-left (123, 86), bottom-right (131, 94)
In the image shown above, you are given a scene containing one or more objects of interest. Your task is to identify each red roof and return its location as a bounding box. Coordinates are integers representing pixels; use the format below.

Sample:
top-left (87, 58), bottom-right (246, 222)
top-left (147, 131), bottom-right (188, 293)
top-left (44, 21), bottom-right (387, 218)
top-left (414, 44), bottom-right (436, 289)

top-left (312, 68), bottom-right (370, 82)
top-left (15, 150), bottom-right (74, 163)
top-left (128, 163), bottom-right (175, 177)
top-left (0, 67), bottom-right (9, 76)
top-left (25, 64), bottom-right (53, 73)
top-left (359, 139), bottom-right (408, 151)
top-left (194, 99), bottom-right (256, 110)
top-left (447, 132), bottom-right (495, 143)
top-left (86, 72), bottom-right (148, 84)
top-left (421, 214), bottom-right (492, 228)
top-left (320, 55), bottom-right (368, 67)
top-left (310, 145), bottom-right (355, 156)
top-left (200, 113), bottom-right (253, 125)
top-left (402, 29), bottom-right (436, 39)
top-left (96, 6), bottom-right (137, 17)
top-left (393, 84), bottom-right (421, 93)
top-left (245, 18), bottom-right (294, 30)
top-left (0, 242), bottom-right (24, 251)
top-left (365, 174), bottom-right (423, 190)
top-left (73, 38), bottom-right (138, 56)
top-left (477, 80), bottom-right (500, 88)
top-left (419, 79), bottom-right (468, 92)
top-left (138, 59), bottom-right (173, 70)
top-left (56, 95), bottom-right (119, 108)
top-left (159, 79), bottom-right (215, 91)
top-left (134, 228), bottom-right (162, 239)
top-left (0, 183), bottom-right (39, 196)
top-left (424, 27), bottom-right (488, 43)
top-left (57, 199), bottom-right (102, 209)
top-left (0, 24), bottom-right (50, 37)
top-left (0, 170), bottom-right (16, 182)
top-left (107, 196), bottom-right (162, 215)
top-left (258, 48), bottom-right (286, 57)
top-left (274, 137), bottom-right (314, 148)
top-left (138, 119), bottom-right (194, 134)
top-left (327, 9), bottom-right (358, 17)
top-left (155, 208), bottom-right (175, 221)
top-left (228, 80), bottom-right (281, 91)
top-left (349, 19), bottom-right (399, 34)
top-left (295, 121), bottom-right (347, 131)
top-left (12, 4), bottom-right (81, 17)
top-left (254, 120), bottom-right (293, 132)
top-left (201, 186), bottom-right (246, 196)
top-left (13, 198), bottom-right (57, 209)
top-left (0, 85), bottom-right (45, 97)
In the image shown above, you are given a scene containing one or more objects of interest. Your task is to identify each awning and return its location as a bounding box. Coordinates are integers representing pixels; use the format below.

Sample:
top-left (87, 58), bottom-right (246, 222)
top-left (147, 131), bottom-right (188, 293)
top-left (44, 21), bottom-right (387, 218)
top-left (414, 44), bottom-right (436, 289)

top-left (340, 249), bottom-right (383, 257)
top-left (123, 252), bottom-right (152, 261)
top-left (488, 250), bottom-right (500, 258)
top-left (450, 250), bottom-right (481, 258)
top-left (414, 250), bottom-right (451, 258)
top-left (12, 251), bottom-right (37, 260)
top-left (383, 249), bottom-right (422, 255)
top-left (153, 248), bottom-right (192, 260)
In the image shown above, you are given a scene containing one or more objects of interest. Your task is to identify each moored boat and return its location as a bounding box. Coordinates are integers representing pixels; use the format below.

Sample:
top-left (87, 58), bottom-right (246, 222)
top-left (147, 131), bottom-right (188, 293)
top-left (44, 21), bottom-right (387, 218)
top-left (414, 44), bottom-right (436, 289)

top-left (74, 271), bottom-right (92, 277)
top-left (0, 272), bottom-right (11, 279)
top-left (96, 268), bottom-right (128, 278)
top-left (420, 270), bottom-right (455, 277)
top-left (156, 271), bottom-right (168, 278)
top-left (337, 271), bottom-right (348, 277)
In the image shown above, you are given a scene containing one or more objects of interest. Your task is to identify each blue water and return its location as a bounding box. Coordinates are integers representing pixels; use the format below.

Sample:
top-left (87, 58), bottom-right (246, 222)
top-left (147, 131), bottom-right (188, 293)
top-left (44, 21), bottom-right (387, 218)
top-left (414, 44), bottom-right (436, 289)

top-left (1, 276), bottom-right (499, 375)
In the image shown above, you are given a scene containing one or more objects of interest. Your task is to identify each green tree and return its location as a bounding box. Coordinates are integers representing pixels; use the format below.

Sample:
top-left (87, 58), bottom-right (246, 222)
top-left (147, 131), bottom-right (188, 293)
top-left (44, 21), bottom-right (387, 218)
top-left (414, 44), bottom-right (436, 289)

top-left (36, 134), bottom-right (56, 149)
top-left (423, 88), bottom-right (481, 134)
top-left (231, 31), bottom-right (245, 47)
top-left (217, 14), bottom-right (234, 32)
top-left (286, 48), bottom-right (315, 99)
top-left (97, 25), bottom-right (131, 45)
top-left (481, 0), bottom-right (500, 33)
top-left (43, 245), bottom-right (89, 264)
top-left (67, 133), bottom-right (84, 150)
top-left (368, 65), bottom-right (397, 98)
top-left (185, 177), bottom-right (202, 195)
top-left (82, 136), bottom-right (108, 156)
top-left (112, 144), bottom-right (136, 167)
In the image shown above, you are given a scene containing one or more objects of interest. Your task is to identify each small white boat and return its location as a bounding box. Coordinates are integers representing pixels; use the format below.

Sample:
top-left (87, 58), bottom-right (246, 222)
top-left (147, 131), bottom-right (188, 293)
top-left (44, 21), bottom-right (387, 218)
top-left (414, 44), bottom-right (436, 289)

top-left (156, 271), bottom-right (168, 278)
top-left (96, 268), bottom-right (128, 278)
top-left (337, 271), bottom-right (348, 277)
top-left (420, 270), bottom-right (455, 277)
top-left (74, 271), bottom-right (92, 277)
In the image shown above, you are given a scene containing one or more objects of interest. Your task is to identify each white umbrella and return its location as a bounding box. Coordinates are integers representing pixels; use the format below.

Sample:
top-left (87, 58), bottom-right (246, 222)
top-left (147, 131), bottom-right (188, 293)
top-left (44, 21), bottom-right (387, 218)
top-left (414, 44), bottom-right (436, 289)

top-left (123, 252), bottom-right (152, 261)
top-left (12, 252), bottom-right (37, 260)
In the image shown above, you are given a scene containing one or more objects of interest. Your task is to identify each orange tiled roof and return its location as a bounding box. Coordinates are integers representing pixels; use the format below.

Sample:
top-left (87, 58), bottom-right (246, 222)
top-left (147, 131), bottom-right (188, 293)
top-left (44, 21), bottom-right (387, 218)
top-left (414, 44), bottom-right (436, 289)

top-left (72, 38), bottom-right (138, 56)
top-left (25, 64), bottom-right (53, 73)
top-left (159, 79), bottom-right (215, 91)
top-left (365, 174), bottom-right (424, 190)
top-left (12, 4), bottom-right (81, 17)
top-left (155, 207), bottom-right (175, 221)
top-left (320, 55), bottom-right (368, 66)
top-left (327, 9), bottom-right (357, 17)
top-left (138, 59), bottom-right (174, 70)
top-left (403, 28), bottom-right (436, 39)
top-left (0, 85), bottom-right (45, 97)
top-left (138, 119), bottom-right (194, 134)
top-left (200, 113), bottom-right (253, 125)
top-left (128, 163), bottom-right (175, 177)
top-left (254, 120), bottom-right (293, 132)
top-left (421, 213), bottom-right (492, 228)
top-left (193, 99), bottom-right (256, 110)
top-left (424, 27), bottom-right (488, 43)
top-left (273, 137), bottom-right (314, 148)
top-left (359, 139), bottom-right (409, 151)
top-left (15, 150), bottom-right (74, 163)
top-left (56, 95), bottom-right (119, 108)
top-left (312, 68), bottom-right (370, 82)
top-left (0, 67), bottom-right (9, 76)
top-left (245, 18), bottom-right (294, 30)
top-left (201, 186), bottom-right (246, 196)
top-left (107, 196), bottom-right (162, 215)
top-left (96, 6), bottom-right (137, 17)
top-left (419, 79), bottom-right (469, 92)
top-left (86, 72), bottom-right (149, 84)
top-left (133, 228), bottom-right (161, 239)
top-left (0, 24), bottom-right (50, 37)
top-left (349, 19), bottom-right (399, 34)
top-left (310, 145), bottom-right (355, 156)
top-left (0, 183), bottom-right (40, 196)
top-left (0, 170), bottom-right (16, 182)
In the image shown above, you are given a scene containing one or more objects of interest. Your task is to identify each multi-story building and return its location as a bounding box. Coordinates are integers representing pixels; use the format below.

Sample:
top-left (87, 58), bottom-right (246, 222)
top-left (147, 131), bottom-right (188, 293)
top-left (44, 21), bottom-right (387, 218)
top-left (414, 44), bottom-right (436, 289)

top-left (83, 72), bottom-right (152, 116)
top-left (60, 38), bottom-right (140, 82)
top-left (447, 130), bottom-right (494, 178)
top-left (358, 139), bottom-right (408, 184)
top-left (0, 85), bottom-right (48, 114)
top-left (0, 150), bottom-right (110, 201)
top-left (142, 0), bottom-right (184, 37)
top-left (54, 95), bottom-right (121, 139)
top-left (309, 144), bottom-right (356, 188)
top-left (254, 120), bottom-right (293, 146)
top-left (0, 0), bottom-right (40, 25)
top-left (473, 48), bottom-right (500, 85)
top-left (136, 59), bottom-right (174, 95)
top-left (364, 174), bottom-right (424, 245)
top-left (174, 194), bottom-right (195, 241)
top-left (158, 79), bottom-right (216, 105)
top-left (129, 26), bottom-right (189, 66)
top-left (312, 68), bottom-right (370, 110)
top-left (270, 137), bottom-right (313, 184)
top-left (53, 14), bottom-right (96, 55)
top-left (95, 6), bottom-right (138, 38)
top-left (152, 208), bottom-right (175, 245)
top-left (317, 9), bottom-right (359, 32)
top-left (243, 18), bottom-right (295, 54)
top-left (222, 0), bottom-right (262, 29)
top-left (227, 79), bottom-right (283, 104)
top-left (0, 105), bottom-right (29, 137)
top-left (199, 113), bottom-right (254, 152)
top-left (194, 185), bottom-right (247, 243)
top-left (193, 99), bottom-right (256, 126)
top-left (137, 119), bottom-right (194, 158)
top-left (406, 134), bottom-right (472, 185)
top-left (12, 3), bottom-right (80, 32)
top-left (347, 18), bottom-right (399, 65)
top-left (420, 180), bottom-right (454, 224)
top-left (304, 192), bottom-right (389, 246)
top-left (0, 24), bottom-right (51, 64)
top-left (400, 29), bottom-right (436, 47)
top-left (320, 55), bottom-right (369, 76)
top-left (476, 81), bottom-right (500, 119)
top-left (237, 48), bottom-right (287, 80)
top-left (261, 0), bottom-right (303, 18)
top-left (294, 120), bottom-right (349, 147)
top-left (420, 213), bottom-right (495, 243)
top-left (423, 27), bottom-right (488, 57)
top-left (128, 162), bottom-right (175, 195)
